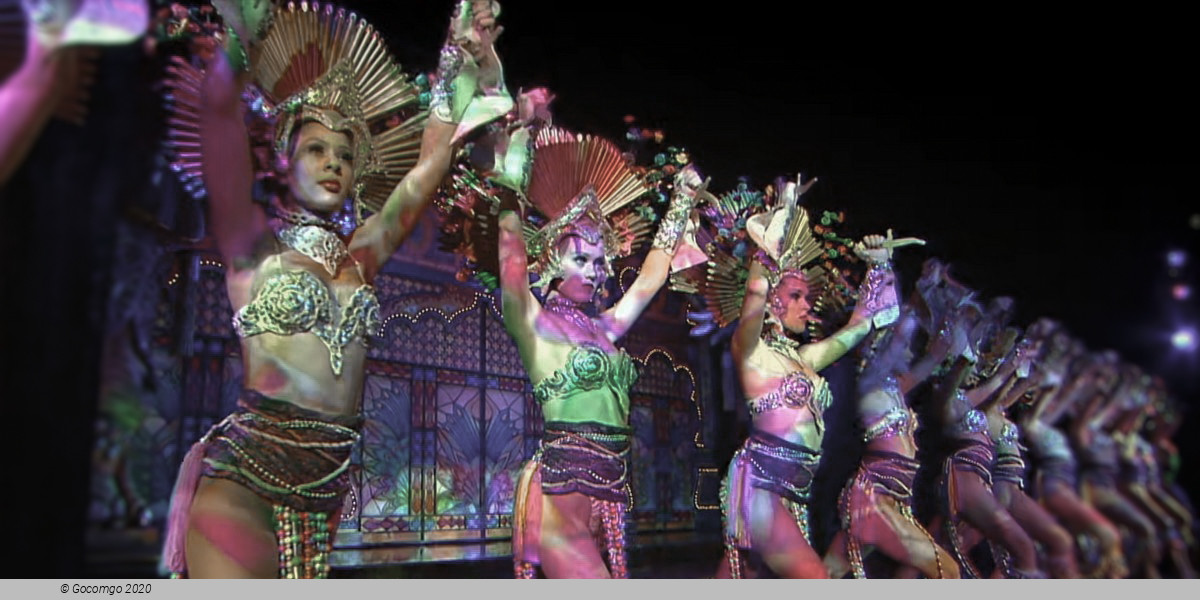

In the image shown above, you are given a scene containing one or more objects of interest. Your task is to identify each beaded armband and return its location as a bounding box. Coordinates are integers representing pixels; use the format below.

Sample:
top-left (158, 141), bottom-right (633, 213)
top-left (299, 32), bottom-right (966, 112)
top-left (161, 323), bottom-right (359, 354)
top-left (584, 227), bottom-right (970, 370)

top-left (858, 261), bottom-right (899, 328)
top-left (430, 44), bottom-right (476, 124)
top-left (651, 187), bottom-right (698, 254)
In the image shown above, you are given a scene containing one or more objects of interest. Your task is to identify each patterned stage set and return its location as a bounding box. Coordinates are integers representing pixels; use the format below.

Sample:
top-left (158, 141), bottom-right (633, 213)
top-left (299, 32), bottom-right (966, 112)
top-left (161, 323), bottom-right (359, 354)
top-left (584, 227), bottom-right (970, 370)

top-left (85, 213), bottom-right (728, 576)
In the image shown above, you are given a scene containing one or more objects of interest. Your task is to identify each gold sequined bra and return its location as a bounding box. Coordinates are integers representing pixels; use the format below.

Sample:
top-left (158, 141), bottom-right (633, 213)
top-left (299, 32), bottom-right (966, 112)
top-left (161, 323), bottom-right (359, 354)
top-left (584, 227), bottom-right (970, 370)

top-left (533, 344), bottom-right (638, 404)
top-left (233, 269), bottom-right (381, 377)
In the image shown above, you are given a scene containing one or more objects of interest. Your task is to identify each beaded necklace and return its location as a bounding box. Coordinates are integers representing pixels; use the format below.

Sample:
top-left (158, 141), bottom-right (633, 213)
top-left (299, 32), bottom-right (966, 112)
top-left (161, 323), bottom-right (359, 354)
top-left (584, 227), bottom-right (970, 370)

top-left (544, 295), bottom-right (599, 336)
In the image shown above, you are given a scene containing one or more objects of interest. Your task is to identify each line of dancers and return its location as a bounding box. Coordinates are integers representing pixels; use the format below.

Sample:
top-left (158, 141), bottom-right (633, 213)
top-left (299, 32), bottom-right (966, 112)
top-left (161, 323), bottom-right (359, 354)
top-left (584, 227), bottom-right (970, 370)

top-left (6, 1), bottom-right (1191, 579)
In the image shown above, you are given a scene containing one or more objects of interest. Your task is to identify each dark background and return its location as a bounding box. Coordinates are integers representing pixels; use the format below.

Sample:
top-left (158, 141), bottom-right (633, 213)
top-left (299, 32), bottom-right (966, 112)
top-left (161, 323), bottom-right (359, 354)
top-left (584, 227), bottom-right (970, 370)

top-left (1, 1), bottom-right (1194, 576)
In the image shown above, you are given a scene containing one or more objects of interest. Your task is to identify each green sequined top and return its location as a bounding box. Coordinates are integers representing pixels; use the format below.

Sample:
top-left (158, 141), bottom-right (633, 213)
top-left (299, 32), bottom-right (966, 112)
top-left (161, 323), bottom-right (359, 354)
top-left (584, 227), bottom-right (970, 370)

top-left (532, 344), bottom-right (638, 428)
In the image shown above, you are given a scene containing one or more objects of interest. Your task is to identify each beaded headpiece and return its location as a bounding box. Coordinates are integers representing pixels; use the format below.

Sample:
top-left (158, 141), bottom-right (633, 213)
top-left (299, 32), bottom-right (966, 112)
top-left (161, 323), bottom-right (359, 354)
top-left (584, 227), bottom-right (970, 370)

top-left (669, 178), bottom-right (858, 340)
top-left (523, 127), bottom-right (656, 287)
top-left (164, 1), bottom-right (427, 223)
top-left (437, 125), bottom-right (656, 290)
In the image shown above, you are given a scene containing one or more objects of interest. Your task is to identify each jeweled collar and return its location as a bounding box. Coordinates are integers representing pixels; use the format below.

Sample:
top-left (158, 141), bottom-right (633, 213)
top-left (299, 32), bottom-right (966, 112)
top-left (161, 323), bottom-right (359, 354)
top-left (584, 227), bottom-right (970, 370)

top-left (544, 294), bottom-right (599, 335)
top-left (275, 223), bottom-right (349, 277)
top-left (764, 327), bottom-right (804, 364)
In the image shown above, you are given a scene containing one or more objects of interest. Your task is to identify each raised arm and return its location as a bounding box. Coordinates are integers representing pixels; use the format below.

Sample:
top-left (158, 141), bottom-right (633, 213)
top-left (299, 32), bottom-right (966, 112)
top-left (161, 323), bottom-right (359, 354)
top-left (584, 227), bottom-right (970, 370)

top-left (603, 166), bottom-right (702, 340)
top-left (498, 198), bottom-right (537, 335)
top-left (731, 259), bottom-right (769, 364)
top-left (196, 49), bottom-right (267, 271)
top-left (0, 27), bottom-right (81, 185)
top-left (351, 1), bottom-right (509, 279)
top-left (798, 233), bottom-right (898, 371)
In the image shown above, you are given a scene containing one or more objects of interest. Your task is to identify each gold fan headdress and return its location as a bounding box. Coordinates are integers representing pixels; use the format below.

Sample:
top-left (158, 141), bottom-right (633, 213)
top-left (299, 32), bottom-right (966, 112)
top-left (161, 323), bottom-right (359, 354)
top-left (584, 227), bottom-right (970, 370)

top-left (671, 178), bottom-right (858, 339)
top-left (522, 127), bottom-right (655, 286)
top-left (164, 1), bottom-right (426, 222)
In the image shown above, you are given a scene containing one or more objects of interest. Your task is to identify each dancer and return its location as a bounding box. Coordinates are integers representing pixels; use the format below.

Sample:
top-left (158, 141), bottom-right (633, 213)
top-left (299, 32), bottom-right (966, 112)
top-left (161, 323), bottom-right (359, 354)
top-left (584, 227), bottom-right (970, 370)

top-left (927, 301), bottom-right (1044, 578)
top-left (984, 330), bottom-right (1081, 578)
top-left (702, 177), bottom-right (918, 578)
top-left (489, 129), bottom-right (704, 578)
top-left (823, 303), bottom-right (961, 578)
top-left (1020, 331), bottom-right (1128, 578)
top-left (159, 1), bottom-right (510, 578)
top-left (1072, 362), bottom-right (1163, 577)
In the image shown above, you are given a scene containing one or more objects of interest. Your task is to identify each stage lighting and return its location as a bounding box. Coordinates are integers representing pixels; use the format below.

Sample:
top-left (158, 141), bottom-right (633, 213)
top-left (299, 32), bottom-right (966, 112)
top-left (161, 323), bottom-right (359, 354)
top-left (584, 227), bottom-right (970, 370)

top-left (1172, 328), bottom-right (1197, 352)
top-left (1167, 250), bottom-right (1187, 269)
top-left (1173, 284), bottom-right (1191, 300)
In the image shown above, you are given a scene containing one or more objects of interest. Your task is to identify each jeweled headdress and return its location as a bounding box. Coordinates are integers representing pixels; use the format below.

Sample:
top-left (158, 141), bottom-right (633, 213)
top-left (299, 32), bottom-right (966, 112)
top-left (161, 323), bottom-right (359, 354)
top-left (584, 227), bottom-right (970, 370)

top-left (522, 127), bottom-right (655, 287)
top-left (164, 1), bottom-right (427, 222)
top-left (438, 125), bottom-right (656, 290)
top-left (669, 177), bottom-right (859, 340)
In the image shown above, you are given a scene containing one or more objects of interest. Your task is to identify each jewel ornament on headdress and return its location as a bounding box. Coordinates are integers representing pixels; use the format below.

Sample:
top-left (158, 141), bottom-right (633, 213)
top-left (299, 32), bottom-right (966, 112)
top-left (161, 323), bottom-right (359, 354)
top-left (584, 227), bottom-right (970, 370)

top-left (745, 176), bottom-right (824, 289)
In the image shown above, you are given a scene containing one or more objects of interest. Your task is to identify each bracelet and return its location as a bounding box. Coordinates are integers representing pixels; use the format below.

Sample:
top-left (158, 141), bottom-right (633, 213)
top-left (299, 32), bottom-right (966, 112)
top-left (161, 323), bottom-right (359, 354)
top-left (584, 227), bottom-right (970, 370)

top-left (858, 261), bottom-right (898, 327)
top-left (651, 188), bottom-right (697, 253)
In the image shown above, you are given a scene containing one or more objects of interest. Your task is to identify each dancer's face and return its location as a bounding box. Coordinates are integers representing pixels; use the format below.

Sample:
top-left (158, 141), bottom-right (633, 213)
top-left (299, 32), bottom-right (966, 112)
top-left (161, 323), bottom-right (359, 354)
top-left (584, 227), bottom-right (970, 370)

top-left (770, 272), bottom-right (812, 334)
top-left (554, 235), bottom-right (607, 304)
top-left (287, 121), bottom-right (355, 215)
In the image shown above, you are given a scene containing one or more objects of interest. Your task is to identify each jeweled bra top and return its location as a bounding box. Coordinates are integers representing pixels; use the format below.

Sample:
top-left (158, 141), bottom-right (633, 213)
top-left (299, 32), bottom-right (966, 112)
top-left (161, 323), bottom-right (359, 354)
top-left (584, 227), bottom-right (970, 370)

top-left (533, 343), bottom-right (638, 405)
top-left (947, 389), bottom-right (988, 437)
top-left (747, 371), bottom-right (833, 420)
top-left (232, 226), bottom-right (381, 377)
top-left (1025, 422), bottom-right (1073, 461)
top-left (991, 420), bottom-right (1022, 455)
top-left (859, 376), bottom-right (918, 442)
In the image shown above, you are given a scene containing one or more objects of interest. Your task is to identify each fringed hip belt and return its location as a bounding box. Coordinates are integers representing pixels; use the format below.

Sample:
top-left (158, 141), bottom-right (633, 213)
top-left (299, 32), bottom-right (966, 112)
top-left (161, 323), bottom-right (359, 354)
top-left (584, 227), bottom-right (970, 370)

top-left (722, 429), bottom-right (820, 551)
top-left (946, 436), bottom-right (996, 485)
top-left (840, 450), bottom-right (941, 579)
top-left (992, 450), bottom-right (1028, 489)
top-left (1036, 455), bottom-right (1079, 491)
top-left (854, 449), bottom-right (919, 502)
top-left (513, 421), bottom-right (632, 579)
top-left (161, 390), bottom-right (361, 577)
top-left (538, 421), bottom-right (632, 504)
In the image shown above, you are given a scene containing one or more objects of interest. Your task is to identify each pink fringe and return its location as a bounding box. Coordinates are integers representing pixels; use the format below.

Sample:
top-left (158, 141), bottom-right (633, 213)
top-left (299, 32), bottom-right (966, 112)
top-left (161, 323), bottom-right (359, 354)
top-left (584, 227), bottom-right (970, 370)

top-left (159, 441), bottom-right (207, 576)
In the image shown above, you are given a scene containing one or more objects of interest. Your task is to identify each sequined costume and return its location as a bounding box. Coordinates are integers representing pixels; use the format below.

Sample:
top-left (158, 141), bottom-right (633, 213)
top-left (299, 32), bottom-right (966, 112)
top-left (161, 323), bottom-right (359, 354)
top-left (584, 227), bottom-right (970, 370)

top-left (512, 345), bottom-right (638, 578)
top-left (992, 421), bottom-right (1028, 489)
top-left (233, 226), bottom-right (381, 377)
top-left (939, 403), bottom-right (996, 578)
top-left (1025, 421), bottom-right (1079, 494)
top-left (837, 381), bottom-right (943, 578)
top-left (162, 390), bottom-right (361, 578)
top-left (721, 428), bottom-right (822, 578)
top-left (721, 372), bottom-right (830, 578)
top-left (1078, 429), bottom-right (1120, 490)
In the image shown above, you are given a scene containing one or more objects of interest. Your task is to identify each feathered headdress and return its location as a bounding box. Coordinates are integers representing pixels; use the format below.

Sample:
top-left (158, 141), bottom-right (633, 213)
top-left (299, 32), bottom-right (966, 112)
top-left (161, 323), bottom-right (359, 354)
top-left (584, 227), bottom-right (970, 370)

top-left (163, 1), bottom-right (427, 222)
